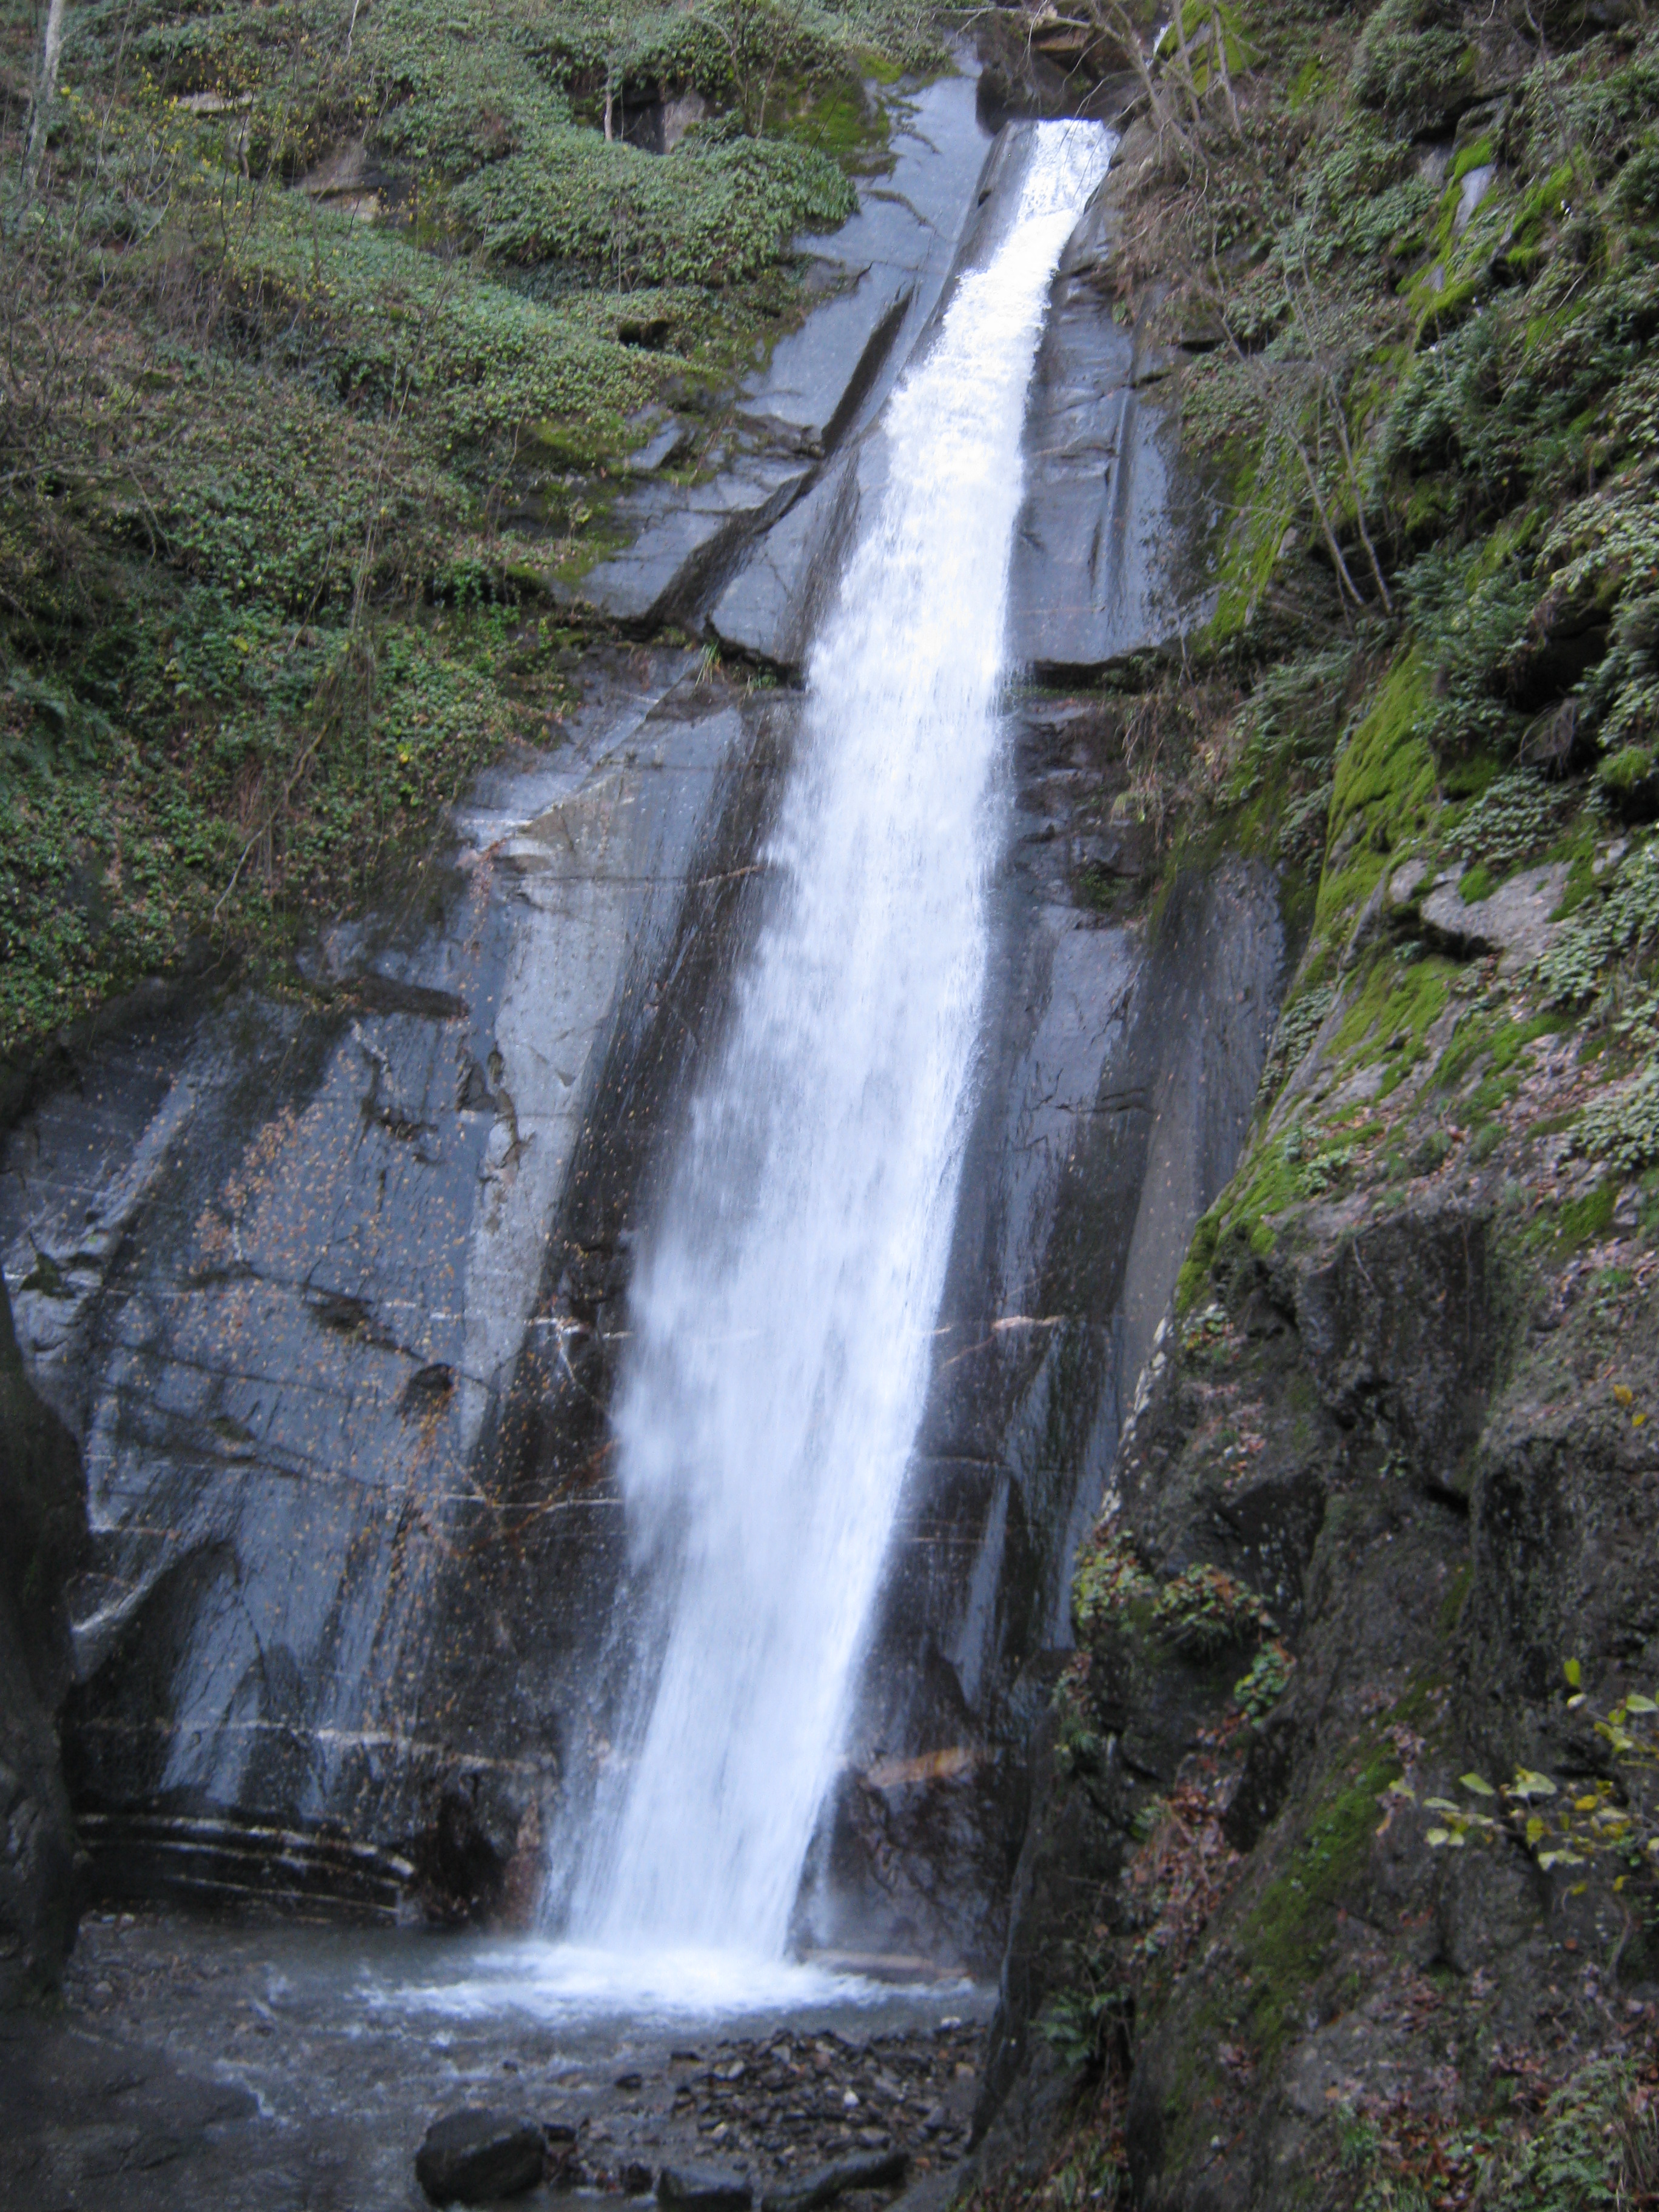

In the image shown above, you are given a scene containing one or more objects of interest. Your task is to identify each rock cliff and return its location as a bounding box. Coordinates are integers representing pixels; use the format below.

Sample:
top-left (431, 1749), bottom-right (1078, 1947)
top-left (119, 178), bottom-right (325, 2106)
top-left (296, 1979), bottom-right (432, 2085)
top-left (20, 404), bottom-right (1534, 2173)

top-left (961, 0), bottom-right (1659, 2202)
top-left (0, 1276), bottom-right (87, 2005)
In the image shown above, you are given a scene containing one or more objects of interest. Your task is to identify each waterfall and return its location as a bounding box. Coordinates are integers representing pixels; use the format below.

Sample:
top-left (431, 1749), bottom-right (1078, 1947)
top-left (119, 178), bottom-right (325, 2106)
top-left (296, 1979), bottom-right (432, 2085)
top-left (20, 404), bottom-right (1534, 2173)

top-left (572, 121), bottom-right (1111, 1961)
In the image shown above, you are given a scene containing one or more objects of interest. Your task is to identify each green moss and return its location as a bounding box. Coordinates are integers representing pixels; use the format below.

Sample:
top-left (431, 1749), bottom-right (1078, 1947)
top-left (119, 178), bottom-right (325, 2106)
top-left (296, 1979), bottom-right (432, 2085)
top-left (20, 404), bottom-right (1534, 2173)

top-left (1289, 55), bottom-right (1327, 107)
top-left (1415, 273), bottom-right (1481, 343)
top-left (1449, 136), bottom-right (1495, 186)
top-left (1552, 1181), bottom-right (1617, 1252)
top-left (1438, 1560), bottom-right (1473, 1634)
top-left (1440, 751), bottom-right (1502, 802)
top-left (1205, 443), bottom-right (1297, 645)
top-left (1459, 862), bottom-right (1497, 903)
top-left (1233, 1748), bottom-right (1402, 2065)
top-left (1598, 744), bottom-right (1656, 796)
top-left (1503, 159), bottom-right (1578, 270)
top-left (1435, 1008), bottom-right (1570, 1096)
top-left (776, 73), bottom-right (890, 166)
top-left (1175, 1204), bottom-right (1225, 1312)
top-left (1329, 953), bottom-right (1454, 1077)
top-left (1215, 1134), bottom-right (1307, 1260)
top-left (1317, 654), bottom-right (1438, 939)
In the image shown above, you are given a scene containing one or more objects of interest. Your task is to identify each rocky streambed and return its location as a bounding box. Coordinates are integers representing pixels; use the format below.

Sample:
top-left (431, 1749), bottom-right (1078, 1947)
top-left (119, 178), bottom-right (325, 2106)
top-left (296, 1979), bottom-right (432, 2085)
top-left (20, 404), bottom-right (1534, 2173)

top-left (1, 1910), bottom-right (988, 2211)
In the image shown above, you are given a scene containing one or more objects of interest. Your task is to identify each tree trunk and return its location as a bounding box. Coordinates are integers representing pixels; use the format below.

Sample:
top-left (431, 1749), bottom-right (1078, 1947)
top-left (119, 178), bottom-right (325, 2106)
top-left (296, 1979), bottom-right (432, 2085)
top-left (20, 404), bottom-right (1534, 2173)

top-left (23, 0), bottom-right (69, 193)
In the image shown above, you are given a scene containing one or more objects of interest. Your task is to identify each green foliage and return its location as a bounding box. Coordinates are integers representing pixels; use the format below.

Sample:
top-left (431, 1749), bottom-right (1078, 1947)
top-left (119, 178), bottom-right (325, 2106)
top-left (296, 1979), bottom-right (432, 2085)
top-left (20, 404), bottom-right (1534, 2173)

top-left (1536, 839), bottom-right (1659, 1004)
top-left (1074, 1531), bottom-right (1156, 1638)
top-left (1348, 2057), bottom-right (1658, 2212)
top-left (452, 132), bottom-right (856, 281)
top-left (1294, 1135), bottom-right (1355, 1196)
top-left (1421, 1673), bottom-right (1658, 1889)
top-left (1444, 768), bottom-right (1564, 873)
top-left (1244, 646), bottom-right (1359, 765)
top-left (1599, 743), bottom-right (1657, 797)
top-left (223, 196), bottom-right (660, 441)
top-left (1235, 1640), bottom-right (1294, 1722)
top-left (1347, 0), bottom-right (1471, 136)
top-left (1401, 543), bottom-right (1533, 765)
top-left (1040, 1978), bottom-right (1133, 2073)
top-left (1153, 1562), bottom-right (1276, 1657)
top-left (1487, 2059), bottom-right (1659, 2212)
top-left (0, 0), bottom-right (920, 1059)
top-left (1256, 983), bottom-right (1335, 1105)
top-left (1577, 1057), bottom-right (1659, 1173)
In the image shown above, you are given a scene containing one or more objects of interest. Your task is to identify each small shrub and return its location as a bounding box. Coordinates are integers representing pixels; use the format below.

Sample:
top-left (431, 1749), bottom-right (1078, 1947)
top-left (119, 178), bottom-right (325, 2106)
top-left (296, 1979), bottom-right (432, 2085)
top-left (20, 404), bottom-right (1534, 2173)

top-left (1153, 1563), bottom-right (1277, 1657)
top-left (1235, 1640), bottom-right (1295, 1721)
top-left (1074, 1532), bottom-right (1155, 1637)
top-left (1348, 0), bottom-right (1472, 135)
top-left (1258, 984), bottom-right (1335, 1104)
top-left (1537, 840), bottom-right (1659, 1004)
top-left (1444, 768), bottom-right (1563, 873)
top-left (1040, 1974), bottom-right (1131, 2073)
top-left (1577, 1058), bottom-right (1659, 1173)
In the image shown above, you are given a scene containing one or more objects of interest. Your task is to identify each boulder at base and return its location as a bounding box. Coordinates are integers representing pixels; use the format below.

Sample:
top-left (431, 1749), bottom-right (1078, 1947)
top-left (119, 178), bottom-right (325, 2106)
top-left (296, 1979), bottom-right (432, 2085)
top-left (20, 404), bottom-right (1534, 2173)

top-left (761, 2148), bottom-right (910, 2212)
top-left (657, 2166), bottom-right (756, 2212)
top-left (415, 2109), bottom-right (545, 2205)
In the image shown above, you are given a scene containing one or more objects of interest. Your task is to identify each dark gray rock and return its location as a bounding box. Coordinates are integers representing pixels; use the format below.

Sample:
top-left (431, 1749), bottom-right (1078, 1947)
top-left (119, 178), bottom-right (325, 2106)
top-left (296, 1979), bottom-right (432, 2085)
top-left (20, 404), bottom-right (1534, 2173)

top-left (415, 2108), bottom-right (545, 2205)
top-left (577, 451), bottom-right (809, 627)
top-left (0, 2011), bottom-right (259, 2207)
top-left (583, 70), bottom-right (994, 639)
top-left (626, 418), bottom-right (694, 475)
top-left (764, 73), bottom-right (994, 441)
top-left (657, 2164), bottom-right (754, 2211)
top-left (0, 1275), bottom-right (87, 2006)
top-left (708, 445), bottom-right (866, 670)
top-left (1007, 193), bottom-right (1216, 676)
top-left (761, 2147), bottom-right (909, 2212)
top-left (715, 104), bottom-right (1221, 686)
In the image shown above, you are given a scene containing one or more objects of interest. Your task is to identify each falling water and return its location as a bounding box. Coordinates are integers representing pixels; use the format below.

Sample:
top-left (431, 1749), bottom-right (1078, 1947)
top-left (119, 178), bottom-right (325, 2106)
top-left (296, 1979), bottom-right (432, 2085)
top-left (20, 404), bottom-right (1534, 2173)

top-left (573, 121), bottom-right (1111, 1962)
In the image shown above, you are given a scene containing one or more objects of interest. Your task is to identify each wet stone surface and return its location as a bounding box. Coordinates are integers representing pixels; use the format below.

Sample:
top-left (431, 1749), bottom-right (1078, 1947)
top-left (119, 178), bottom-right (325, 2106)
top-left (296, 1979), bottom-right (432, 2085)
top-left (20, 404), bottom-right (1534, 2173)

top-left (0, 1912), bottom-right (988, 2211)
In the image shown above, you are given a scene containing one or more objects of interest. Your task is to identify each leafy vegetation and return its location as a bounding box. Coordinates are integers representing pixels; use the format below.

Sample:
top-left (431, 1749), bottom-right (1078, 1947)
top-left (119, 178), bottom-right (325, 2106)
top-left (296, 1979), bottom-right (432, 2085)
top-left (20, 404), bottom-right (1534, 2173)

top-left (1, 0), bottom-right (919, 1059)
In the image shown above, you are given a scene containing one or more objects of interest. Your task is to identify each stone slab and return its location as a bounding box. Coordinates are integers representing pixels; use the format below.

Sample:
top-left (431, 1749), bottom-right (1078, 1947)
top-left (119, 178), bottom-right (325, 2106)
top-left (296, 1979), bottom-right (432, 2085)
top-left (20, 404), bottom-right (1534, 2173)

top-left (1420, 860), bottom-right (1570, 970)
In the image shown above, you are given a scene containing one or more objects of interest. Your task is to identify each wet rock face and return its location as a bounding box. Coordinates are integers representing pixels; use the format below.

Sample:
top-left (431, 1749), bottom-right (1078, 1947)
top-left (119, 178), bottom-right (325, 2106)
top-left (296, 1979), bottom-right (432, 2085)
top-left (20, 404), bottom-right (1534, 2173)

top-left (1007, 198), bottom-right (1219, 679)
top-left (591, 71), bottom-right (995, 651)
top-left (1, 652), bottom-right (782, 1914)
top-left (0, 1276), bottom-right (87, 2006)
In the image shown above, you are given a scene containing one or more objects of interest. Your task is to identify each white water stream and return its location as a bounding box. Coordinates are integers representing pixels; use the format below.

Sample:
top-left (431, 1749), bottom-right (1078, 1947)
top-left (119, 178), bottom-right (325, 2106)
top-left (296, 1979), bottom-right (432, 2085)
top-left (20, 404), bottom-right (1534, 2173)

top-left (563, 120), bottom-right (1111, 1977)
